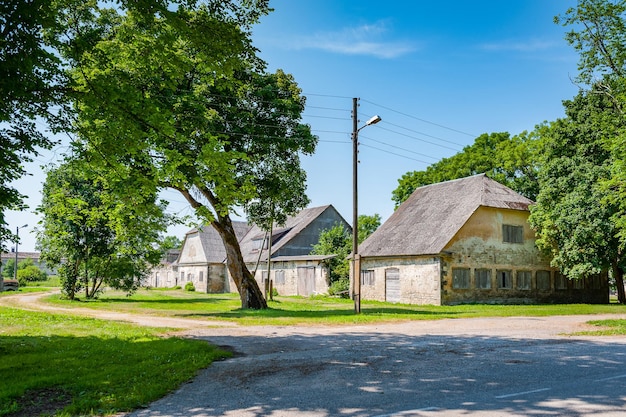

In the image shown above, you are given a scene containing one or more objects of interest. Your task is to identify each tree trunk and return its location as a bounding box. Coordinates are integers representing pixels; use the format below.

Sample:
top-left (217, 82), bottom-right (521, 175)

top-left (613, 261), bottom-right (626, 304)
top-left (212, 214), bottom-right (267, 309)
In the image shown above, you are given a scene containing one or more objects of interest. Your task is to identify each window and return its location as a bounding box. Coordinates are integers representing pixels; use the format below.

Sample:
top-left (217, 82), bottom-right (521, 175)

top-left (536, 270), bottom-right (551, 290)
top-left (475, 269), bottom-right (491, 289)
top-left (503, 225), bottom-right (524, 244)
top-left (180, 271), bottom-right (184, 283)
top-left (274, 270), bottom-right (285, 285)
top-left (555, 273), bottom-right (567, 290)
top-left (497, 270), bottom-right (512, 289)
top-left (572, 278), bottom-right (584, 290)
top-left (452, 268), bottom-right (470, 289)
top-left (361, 270), bottom-right (375, 286)
top-left (187, 273), bottom-right (193, 282)
top-left (517, 271), bottom-right (531, 290)
top-left (199, 271), bottom-right (204, 282)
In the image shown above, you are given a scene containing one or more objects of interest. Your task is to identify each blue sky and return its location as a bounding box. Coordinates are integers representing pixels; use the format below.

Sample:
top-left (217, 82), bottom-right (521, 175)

top-left (7, 0), bottom-right (582, 252)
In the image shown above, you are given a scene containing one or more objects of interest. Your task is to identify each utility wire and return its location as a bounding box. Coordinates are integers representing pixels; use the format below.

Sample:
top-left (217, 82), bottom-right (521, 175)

top-left (361, 98), bottom-right (476, 138)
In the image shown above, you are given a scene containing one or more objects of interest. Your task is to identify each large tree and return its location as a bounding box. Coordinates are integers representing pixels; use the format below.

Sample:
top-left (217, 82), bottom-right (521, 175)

top-left (549, 0), bottom-right (626, 302)
top-left (529, 82), bottom-right (626, 303)
top-left (59, 2), bottom-right (315, 308)
top-left (392, 132), bottom-right (539, 207)
top-left (37, 158), bottom-right (169, 299)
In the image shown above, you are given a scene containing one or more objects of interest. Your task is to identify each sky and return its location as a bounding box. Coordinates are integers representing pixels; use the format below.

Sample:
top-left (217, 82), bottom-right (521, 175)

top-left (5, 0), bottom-right (582, 252)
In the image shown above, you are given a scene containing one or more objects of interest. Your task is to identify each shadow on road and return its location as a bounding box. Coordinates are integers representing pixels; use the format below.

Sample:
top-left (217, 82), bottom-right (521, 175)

top-left (128, 330), bottom-right (626, 417)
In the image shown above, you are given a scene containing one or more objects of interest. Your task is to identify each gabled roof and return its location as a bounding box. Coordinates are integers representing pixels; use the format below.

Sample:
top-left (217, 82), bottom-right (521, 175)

top-left (358, 174), bottom-right (534, 257)
top-left (186, 221), bottom-right (251, 263)
top-left (239, 205), bottom-right (338, 262)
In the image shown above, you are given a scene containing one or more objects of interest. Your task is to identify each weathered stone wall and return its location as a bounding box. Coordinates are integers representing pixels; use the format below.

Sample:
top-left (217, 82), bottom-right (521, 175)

top-left (440, 206), bottom-right (608, 304)
top-left (247, 260), bottom-right (330, 296)
top-left (359, 256), bottom-right (441, 305)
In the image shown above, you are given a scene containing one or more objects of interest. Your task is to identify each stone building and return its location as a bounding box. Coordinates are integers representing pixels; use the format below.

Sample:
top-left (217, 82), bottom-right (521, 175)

top-left (357, 174), bottom-right (608, 305)
top-left (163, 205), bottom-right (350, 296)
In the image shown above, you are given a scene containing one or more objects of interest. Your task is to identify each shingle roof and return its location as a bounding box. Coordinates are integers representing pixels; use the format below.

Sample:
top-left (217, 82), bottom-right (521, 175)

top-left (188, 221), bottom-right (251, 263)
top-left (358, 174), bottom-right (534, 257)
top-left (239, 205), bottom-right (335, 263)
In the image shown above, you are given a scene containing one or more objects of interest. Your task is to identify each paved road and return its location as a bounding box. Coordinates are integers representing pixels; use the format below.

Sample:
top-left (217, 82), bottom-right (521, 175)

top-left (125, 318), bottom-right (626, 417)
top-left (3, 292), bottom-right (626, 416)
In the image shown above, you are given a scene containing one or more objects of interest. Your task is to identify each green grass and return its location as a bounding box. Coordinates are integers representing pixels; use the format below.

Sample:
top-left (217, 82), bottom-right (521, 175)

top-left (42, 288), bottom-right (626, 326)
top-left (573, 319), bottom-right (626, 336)
top-left (0, 307), bottom-right (231, 416)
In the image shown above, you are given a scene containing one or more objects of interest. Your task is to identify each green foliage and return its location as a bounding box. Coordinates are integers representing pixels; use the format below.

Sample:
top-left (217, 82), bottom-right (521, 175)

top-left (56, 1), bottom-right (311, 309)
top-left (529, 82), bottom-right (625, 299)
top-left (0, 306), bottom-right (230, 416)
top-left (1, 259), bottom-right (15, 278)
top-left (184, 282), bottom-right (196, 292)
top-left (17, 258), bottom-right (34, 269)
top-left (159, 235), bottom-right (182, 253)
top-left (37, 159), bottom-right (169, 299)
top-left (392, 132), bottom-right (539, 207)
top-left (556, 0), bottom-right (626, 86)
top-left (328, 278), bottom-right (350, 297)
top-left (358, 213), bottom-right (381, 244)
top-left (0, 0), bottom-right (60, 248)
top-left (16, 265), bottom-right (47, 286)
top-left (310, 224), bottom-right (351, 285)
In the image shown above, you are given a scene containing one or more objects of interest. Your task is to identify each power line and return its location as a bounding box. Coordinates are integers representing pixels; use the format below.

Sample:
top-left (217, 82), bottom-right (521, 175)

top-left (375, 125), bottom-right (461, 152)
top-left (359, 135), bottom-right (439, 161)
top-left (361, 98), bottom-right (477, 138)
top-left (360, 143), bottom-right (432, 165)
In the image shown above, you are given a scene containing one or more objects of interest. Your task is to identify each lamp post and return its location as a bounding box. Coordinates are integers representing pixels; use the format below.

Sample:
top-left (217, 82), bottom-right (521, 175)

top-left (352, 97), bottom-right (381, 314)
top-left (14, 224), bottom-right (28, 282)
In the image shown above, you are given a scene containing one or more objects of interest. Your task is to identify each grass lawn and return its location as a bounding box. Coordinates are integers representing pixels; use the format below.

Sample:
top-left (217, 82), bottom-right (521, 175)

top-left (42, 287), bottom-right (626, 326)
top-left (0, 306), bottom-right (231, 416)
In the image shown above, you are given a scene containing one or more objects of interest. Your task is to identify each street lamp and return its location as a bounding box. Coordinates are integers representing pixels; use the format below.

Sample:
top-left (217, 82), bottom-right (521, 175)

top-left (14, 224), bottom-right (28, 282)
top-left (352, 97), bottom-right (381, 314)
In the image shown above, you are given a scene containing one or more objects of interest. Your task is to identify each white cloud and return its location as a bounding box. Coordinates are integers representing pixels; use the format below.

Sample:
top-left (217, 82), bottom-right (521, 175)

top-left (288, 21), bottom-right (417, 59)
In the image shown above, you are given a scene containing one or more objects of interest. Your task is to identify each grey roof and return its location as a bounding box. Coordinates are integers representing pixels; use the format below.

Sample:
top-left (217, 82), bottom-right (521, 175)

top-left (269, 254), bottom-right (336, 262)
top-left (358, 174), bottom-right (534, 257)
top-left (239, 205), bottom-right (336, 263)
top-left (187, 221), bottom-right (251, 263)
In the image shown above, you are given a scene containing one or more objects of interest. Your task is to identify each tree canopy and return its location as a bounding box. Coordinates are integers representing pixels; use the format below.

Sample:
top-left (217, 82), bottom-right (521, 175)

top-left (391, 132), bottom-right (539, 207)
top-left (54, 1), bottom-right (315, 308)
top-left (0, 0), bottom-right (63, 247)
top-left (37, 159), bottom-right (170, 299)
top-left (529, 84), bottom-right (625, 304)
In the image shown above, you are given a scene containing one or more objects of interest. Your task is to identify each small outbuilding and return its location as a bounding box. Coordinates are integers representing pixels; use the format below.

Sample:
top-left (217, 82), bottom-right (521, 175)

top-left (357, 174), bottom-right (608, 305)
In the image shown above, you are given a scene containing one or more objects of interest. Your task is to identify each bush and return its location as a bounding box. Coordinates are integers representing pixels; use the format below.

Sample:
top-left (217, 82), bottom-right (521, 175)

top-left (184, 282), bottom-right (195, 292)
top-left (17, 266), bottom-right (48, 286)
top-left (328, 278), bottom-right (350, 297)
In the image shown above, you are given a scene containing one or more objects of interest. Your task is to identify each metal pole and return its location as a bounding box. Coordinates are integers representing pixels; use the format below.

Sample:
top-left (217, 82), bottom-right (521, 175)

top-left (13, 226), bottom-right (19, 282)
top-left (352, 97), bottom-right (361, 314)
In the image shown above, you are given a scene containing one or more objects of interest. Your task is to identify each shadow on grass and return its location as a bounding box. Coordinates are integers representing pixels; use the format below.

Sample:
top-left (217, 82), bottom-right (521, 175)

top-left (0, 334), bottom-right (229, 417)
top-left (175, 306), bottom-right (463, 320)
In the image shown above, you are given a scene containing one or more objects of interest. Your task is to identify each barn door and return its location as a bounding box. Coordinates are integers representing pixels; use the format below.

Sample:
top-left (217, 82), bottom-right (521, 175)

top-left (385, 268), bottom-right (400, 303)
top-left (297, 267), bottom-right (315, 296)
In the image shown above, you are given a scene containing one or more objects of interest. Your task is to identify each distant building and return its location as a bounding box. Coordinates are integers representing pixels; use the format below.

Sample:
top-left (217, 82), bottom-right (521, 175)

top-left (1, 252), bottom-right (57, 276)
top-left (150, 205), bottom-right (350, 296)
